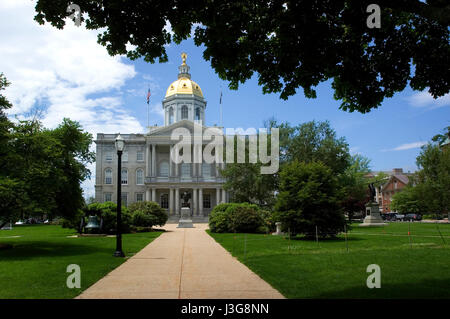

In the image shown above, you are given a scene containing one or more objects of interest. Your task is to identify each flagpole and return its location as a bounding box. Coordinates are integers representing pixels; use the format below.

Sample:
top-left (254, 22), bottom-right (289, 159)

top-left (220, 88), bottom-right (223, 127)
top-left (147, 84), bottom-right (150, 130)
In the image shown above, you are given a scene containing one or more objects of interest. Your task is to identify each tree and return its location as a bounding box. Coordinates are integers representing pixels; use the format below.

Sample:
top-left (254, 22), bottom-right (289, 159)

top-left (221, 133), bottom-right (278, 207)
top-left (34, 1), bottom-right (450, 113)
top-left (284, 120), bottom-right (351, 174)
top-left (415, 142), bottom-right (450, 216)
top-left (338, 154), bottom-right (372, 221)
top-left (1, 116), bottom-right (95, 226)
top-left (390, 184), bottom-right (427, 214)
top-left (275, 161), bottom-right (347, 238)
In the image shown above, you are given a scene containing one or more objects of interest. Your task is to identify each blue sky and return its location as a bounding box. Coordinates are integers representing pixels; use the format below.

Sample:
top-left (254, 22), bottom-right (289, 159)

top-left (1, 0), bottom-right (449, 197)
top-left (125, 39), bottom-right (450, 173)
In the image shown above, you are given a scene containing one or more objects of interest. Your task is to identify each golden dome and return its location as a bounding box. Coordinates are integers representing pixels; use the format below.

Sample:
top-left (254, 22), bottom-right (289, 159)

top-left (164, 52), bottom-right (204, 99)
top-left (165, 77), bottom-right (204, 98)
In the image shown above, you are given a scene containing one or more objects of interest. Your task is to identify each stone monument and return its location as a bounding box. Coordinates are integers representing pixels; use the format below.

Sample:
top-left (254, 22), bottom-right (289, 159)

top-left (359, 183), bottom-right (387, 227)
top-left (177, 191), bottom-right (194, 228)
top-left (272, 222), bottom-right (285, 236)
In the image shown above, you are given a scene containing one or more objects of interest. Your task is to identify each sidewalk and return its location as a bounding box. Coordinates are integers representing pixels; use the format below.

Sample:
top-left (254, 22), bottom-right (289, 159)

top-left (77, 224), bottom-right (284, 299)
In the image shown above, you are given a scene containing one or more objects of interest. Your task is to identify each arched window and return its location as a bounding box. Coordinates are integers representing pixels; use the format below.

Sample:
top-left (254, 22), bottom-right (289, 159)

top-left (160, 194), bottom-right (169, 209)
top-left (136, 169), bottom-right (144, 185)
top-left (159, 161), bottom-right (169, 177)
top-left (169, 107), bottom-right (174, 124)
top-left (105, 168), bottom-right (112, 184)
top-left (121, 169), bottom-right (128, 185)
top-left (181, 105), bottom-right (188, 119)
top-left (195, 107), bottom-right (200, 120)
top-left (181, 163), bottom-right (190, 177)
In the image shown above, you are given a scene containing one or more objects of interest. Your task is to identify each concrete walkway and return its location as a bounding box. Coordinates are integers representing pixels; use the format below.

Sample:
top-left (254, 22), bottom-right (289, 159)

top-left (77, 224), bottom-right (284, 299)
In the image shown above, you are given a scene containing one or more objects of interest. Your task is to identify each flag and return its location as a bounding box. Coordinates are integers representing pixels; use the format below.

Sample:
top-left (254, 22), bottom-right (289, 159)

top-left (219, 91), bottom-right (222, 104)
top-left (146, 88), bottom-right (151, 104)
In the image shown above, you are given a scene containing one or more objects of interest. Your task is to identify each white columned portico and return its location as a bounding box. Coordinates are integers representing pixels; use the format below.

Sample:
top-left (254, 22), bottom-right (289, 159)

top-left (199, 188), bottom-right (203, 216)
top-left (193, 188), bottom-right (198, 216)
top-left (152, 188), bottom-right (156, 202)
top-left (146, 189), bottom-right (151, 202)
top-left (175, 188), bottom-right (180, 216)
top-left (151, 144), bottom-right (156, 176)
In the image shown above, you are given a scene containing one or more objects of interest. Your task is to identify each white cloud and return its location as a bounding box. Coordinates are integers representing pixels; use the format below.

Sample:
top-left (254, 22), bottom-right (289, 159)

top-left (0, 0), bottom-right (145, 198)
top-left (407, 91), bottom-right (450, 108)
top-left (382, 141), bottom-right (427, 152)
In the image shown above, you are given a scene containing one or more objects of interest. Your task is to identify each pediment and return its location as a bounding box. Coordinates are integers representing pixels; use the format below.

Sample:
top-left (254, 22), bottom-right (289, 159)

top-left (147, 120), bottom-right (222, 137)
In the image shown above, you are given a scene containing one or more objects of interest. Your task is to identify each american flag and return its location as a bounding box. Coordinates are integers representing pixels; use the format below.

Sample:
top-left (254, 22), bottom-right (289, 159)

top-left (146, 88), bottom-right (151, 104)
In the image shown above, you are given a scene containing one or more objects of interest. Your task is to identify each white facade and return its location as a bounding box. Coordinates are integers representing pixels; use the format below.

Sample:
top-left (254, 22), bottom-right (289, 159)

top-left (94, 54), bottom-right (226, 221)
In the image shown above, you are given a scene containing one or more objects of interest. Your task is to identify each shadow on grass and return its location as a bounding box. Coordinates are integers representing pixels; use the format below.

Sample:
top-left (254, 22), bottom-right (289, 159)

top-left (312, 278), bottom-right (450, 299)
top-left (0, 240), bottom-right (114, 261)
top-left (289, 236), bottom-right (364, 242)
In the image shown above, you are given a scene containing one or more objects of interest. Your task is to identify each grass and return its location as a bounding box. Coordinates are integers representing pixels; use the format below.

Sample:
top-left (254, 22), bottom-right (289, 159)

top-left (207, 222), bottom-right (450, 298)
top-left (0, 224), bottom-right (162, 298)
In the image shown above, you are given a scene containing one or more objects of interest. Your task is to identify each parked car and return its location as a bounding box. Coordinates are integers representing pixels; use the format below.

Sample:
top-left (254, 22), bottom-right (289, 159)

top-left (393, 214), bottom-right (405, 221)
top-left (404, 213), bottom-right (422, 221)
top-left (383, 212), bottom-right (397, 221)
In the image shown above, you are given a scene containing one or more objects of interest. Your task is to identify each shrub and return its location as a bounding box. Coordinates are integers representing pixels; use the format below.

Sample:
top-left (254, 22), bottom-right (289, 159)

top-left (128, 201), bottom-right (167, 227)
top-left (209, 202), bottom-right (266, 233)
top-left (275, 161), bottom-right (347, 238)
top-left (83, 201), bottom-right (132, 234)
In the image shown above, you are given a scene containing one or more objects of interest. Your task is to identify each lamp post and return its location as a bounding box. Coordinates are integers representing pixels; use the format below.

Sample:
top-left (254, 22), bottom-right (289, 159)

top-left (114, 133), bottom-right (125, 257)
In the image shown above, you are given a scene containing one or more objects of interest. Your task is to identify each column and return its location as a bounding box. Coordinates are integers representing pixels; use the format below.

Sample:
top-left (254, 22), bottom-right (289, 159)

top-left (175, 188), bottom-right (180, 216)
top-left (169, 188), bottom-right (174, 215)
top-left (216, 187), bottom-right (221, 206)
top-left (152, 188), bottom-right (156, 202)
top-left (169, 144), bottom-right (173, 177)
top-left (152, 144), bottom-right (156, 176)
top-left (199, 188), bottom-right (203, 216)
top-left (145, 143), bottom-right (149, 176)
top-left (193, 188), bottom-right (198, 216)
top-left (146, 189), bottom-right (151, 202)
top-left (222, 189), bottom-right (226, 203)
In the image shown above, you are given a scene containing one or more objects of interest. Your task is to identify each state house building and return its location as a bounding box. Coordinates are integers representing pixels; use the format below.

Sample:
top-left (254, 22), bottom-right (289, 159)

top-left (94, 53), bottom-right (227, 221)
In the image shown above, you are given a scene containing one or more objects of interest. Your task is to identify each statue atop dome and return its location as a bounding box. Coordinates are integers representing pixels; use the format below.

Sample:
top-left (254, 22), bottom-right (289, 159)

top-left (181, 52), bottom-right (187, 65)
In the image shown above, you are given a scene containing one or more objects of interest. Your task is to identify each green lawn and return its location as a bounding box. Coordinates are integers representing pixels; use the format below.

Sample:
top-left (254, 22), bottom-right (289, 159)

top-left (208, 222), bottom-right (450, 298)
top-left (0, 225), bottom-right (162, 298)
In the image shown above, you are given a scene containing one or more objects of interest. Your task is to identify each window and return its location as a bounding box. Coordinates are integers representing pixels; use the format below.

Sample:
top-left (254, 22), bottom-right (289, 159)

top-left (105, 151), bottom-right (113, 161)
top-left (159, 161), bottom-right (169, 177)
top-left (121, 193), bottom-right (128, 207)
top-left (181, 163), bottom-right (190, 177)
top-left (104, 193), bottom-right (112, 202)
top-left (121, 169), bottom-right (128, 185)
top-left (105, 168), bottom-right (112, 184)
top-left (137, 151), bottom-right (144, 161)
top-left (122, 151), bottom-right (128, 162)
top-left (203, 194), bottom-right (211, 209)
top-left (169, 107), bottom-right (174, 124)
top-left (181, 105), bottom-right (188, 119)
top-left (136, 193), bottom-right (144, 202)
top-left (160, 194), bottom-right (169, 209)
top-left (202, 163), bottom-right (211, 177)
top-left (136, 169), bottom-right (144, 185)
top-left (195, 107), bottom-right (200, 120)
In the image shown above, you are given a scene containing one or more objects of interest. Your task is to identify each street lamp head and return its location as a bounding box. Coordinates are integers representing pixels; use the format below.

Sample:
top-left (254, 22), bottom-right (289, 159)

top-left (115, 133), bottom-right (125, 152)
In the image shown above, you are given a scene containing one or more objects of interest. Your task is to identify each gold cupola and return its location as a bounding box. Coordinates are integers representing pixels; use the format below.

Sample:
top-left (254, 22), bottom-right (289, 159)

top-left (165, 52), bottom-right (204, 98)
